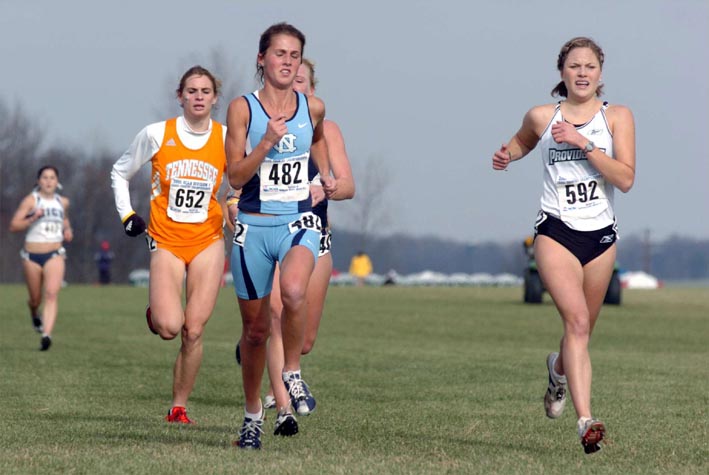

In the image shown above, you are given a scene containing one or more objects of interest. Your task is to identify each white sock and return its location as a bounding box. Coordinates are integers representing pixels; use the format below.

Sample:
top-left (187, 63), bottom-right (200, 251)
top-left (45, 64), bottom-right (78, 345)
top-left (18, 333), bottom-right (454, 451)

top-left (245, 403), bottom-right (263, 421)
top-left (282, 369), bottom-right (301, 382)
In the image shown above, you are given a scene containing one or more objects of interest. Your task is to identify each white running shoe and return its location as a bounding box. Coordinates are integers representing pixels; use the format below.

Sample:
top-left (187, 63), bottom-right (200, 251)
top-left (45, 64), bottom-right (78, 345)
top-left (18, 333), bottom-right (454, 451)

top-left (578, 417), bottom-right (605, 454)
top-left (263, 395), bottom-right (276, 409)
top-left (544, 352), bottom-right (567, 419)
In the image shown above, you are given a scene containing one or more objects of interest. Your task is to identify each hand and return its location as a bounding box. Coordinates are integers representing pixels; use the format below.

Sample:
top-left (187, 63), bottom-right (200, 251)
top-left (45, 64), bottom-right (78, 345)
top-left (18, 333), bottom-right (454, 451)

top-left (123, 213), bottom-right (146, 237)
top-left (492, 144), bottom-right (512, 170)
top-left (263, 115), bottom-right (288, 147)
top-left (310, 185), bottom-right (326, 207)
top-left (25, 207), bottom-right (45, 221)
top-left (321, 175), bottom-right (337, 199)
top-left (227, 202), bottom-right (239, 232)
top-left (551, 121), bottom-right (584, 147)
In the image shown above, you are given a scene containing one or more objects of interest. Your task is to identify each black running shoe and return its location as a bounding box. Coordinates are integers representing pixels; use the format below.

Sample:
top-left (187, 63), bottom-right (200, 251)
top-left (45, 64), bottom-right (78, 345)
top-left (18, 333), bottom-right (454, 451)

top-left (40, 335), bottom-right (52, 351)
top-left (234, 414), bottom-right (264, 449)
top-left (31, 315), bottom-right (43, 333)
top-left (273, 409), bottom-right (298, 437)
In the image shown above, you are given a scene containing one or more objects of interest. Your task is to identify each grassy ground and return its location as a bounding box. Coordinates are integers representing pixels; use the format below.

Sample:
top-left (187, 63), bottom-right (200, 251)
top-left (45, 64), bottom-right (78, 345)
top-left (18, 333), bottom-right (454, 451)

top-left (1, 284), bottom-right (707, 474)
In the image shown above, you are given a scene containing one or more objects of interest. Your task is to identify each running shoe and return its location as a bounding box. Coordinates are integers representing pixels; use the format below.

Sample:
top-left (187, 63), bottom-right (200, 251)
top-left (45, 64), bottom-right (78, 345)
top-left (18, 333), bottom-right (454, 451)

top-left (166, 406), bottom-right (194, 424)
top-left (273, 408), bottom-right (298, 436)
top-left (234, 413), bottom-right (264, 449)
top-left (31, 314), bottom-right (43, 333)
top-left (544, 352), bottom-right (567, 419)
top-left (39, 335), bottom-right (52, 351)
top-left (264, 394), bottom-right (276, 409)
top-left (283, 372), bottom-right (316, 416)
top-left (145, 306), bottom-right (158, 335)
top-left (578, 418), bottom-right (606, 454)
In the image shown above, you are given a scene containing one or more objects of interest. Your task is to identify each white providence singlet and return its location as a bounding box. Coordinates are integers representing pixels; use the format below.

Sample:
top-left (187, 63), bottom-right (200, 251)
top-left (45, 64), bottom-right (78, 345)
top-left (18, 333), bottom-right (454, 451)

top-left (25, 191), bottom-right (65, 243)
top-left (538, 102), bottom-right (615, 231)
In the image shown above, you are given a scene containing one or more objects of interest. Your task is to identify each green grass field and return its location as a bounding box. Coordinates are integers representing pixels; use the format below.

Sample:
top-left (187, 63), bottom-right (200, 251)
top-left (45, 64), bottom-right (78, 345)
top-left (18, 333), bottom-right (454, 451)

top-left (1, 284), bottom-right (707, 474)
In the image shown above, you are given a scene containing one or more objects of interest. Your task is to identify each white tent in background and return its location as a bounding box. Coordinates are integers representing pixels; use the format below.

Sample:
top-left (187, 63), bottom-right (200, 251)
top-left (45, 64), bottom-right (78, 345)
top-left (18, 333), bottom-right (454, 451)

top-left (620, 271), bottom-right (662, 289)
top-left (330, 271), bottom-right (523, 287)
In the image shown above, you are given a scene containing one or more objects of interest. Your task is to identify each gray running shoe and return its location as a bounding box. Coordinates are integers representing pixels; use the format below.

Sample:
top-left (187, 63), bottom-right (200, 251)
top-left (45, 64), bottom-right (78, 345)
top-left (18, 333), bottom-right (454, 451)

top-left (544, 352), bottom-right (567, 419)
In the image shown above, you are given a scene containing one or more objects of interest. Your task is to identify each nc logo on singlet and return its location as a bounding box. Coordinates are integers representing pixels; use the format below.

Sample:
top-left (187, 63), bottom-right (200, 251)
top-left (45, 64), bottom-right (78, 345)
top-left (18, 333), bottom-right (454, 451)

top-left (274, 134), bottom-right (297, 154)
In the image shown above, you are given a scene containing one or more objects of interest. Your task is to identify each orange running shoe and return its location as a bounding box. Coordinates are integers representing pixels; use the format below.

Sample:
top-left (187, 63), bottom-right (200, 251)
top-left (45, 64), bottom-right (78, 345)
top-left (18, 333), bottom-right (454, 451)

top-left (166, 406), bottom-right (194, 424)
top-left (578, 418), bottom-right (605, 454)
top-left (145, 306), bottom-right (158, 335)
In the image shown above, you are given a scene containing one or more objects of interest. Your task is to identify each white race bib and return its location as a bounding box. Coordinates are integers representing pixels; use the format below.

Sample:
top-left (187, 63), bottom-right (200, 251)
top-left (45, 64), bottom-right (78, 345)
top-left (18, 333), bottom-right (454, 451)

top-left (259, 152), bottom-right (310, 202)
top-left (232, 219), bottom-right (249, 247)
top-left (556, 174), bottom-right (608, 220)
top-left (318, 228), bottom-right (332, 257)
top-left (167, 177), bottom-right (212, 223)
top-left (288, 212), bottom-right (322, 234)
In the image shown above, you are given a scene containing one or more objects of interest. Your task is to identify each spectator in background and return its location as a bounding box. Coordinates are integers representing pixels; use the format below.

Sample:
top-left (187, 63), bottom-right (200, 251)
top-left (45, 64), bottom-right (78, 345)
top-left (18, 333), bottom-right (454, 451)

top-left (383, 269), bottom-right (398, 286)
top-left (349, 251), bottom-right (373, 286)
top-left (95, 240), bottom-right (114, 285)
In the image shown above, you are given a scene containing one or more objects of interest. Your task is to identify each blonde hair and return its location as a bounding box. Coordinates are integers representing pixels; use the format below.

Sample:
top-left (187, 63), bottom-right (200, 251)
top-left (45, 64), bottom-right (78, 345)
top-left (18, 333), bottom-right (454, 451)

top-left (301, 58), bottom-right (318, 90)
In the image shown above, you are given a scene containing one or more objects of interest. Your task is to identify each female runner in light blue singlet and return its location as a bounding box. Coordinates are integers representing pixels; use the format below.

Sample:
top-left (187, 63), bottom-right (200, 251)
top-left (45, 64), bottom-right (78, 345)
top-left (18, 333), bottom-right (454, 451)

top-left (225, 22), bottom-right (338, 449)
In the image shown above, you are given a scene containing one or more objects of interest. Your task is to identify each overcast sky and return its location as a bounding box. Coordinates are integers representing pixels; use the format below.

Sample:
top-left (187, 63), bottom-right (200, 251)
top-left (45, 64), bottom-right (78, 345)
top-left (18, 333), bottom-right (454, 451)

top-left (2, 0), bottom-right (707, 244)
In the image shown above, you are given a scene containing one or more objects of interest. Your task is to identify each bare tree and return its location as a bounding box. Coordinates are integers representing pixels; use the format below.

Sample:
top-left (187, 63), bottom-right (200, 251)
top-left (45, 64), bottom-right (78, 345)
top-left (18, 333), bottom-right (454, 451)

top-left (0, 100), bottom-right (46, 281)
top-left (330, 154), bottom-right (393, 251)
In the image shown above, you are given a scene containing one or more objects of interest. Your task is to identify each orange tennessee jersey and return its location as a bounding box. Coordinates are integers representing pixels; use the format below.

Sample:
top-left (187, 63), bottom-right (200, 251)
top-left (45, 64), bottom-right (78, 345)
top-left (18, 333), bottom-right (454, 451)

top-left (148, 118), bottom-right (225, 247)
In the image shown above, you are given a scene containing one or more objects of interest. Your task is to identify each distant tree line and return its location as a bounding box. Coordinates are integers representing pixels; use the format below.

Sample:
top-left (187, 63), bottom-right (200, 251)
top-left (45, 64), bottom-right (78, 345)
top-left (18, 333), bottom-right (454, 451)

top-left (2, 99), bottom-right (708, 283)
top-left (0, 100), bottom-right (152, 284)
top-left (329, 230), bottom-right (709, 281)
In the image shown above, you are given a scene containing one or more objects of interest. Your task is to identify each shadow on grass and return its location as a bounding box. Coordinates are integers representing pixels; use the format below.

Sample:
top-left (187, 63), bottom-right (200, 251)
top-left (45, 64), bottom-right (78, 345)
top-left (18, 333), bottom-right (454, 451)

top-left (38, 411), bottom-right (240, 448)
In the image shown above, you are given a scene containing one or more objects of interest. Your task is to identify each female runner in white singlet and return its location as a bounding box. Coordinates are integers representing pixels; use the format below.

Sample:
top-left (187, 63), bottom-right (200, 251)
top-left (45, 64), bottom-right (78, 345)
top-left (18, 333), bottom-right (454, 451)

top-left (492, 37), bottom-right (636, 454)
top-left (10, 165), bottom-right (73, 351)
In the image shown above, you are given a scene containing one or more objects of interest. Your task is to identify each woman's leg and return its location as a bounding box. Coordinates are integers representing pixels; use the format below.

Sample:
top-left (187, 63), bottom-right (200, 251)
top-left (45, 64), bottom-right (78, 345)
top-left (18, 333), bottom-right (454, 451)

top-left (172, 240), bottom-right (225, 408)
